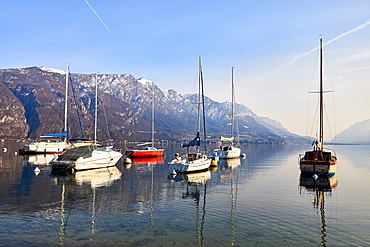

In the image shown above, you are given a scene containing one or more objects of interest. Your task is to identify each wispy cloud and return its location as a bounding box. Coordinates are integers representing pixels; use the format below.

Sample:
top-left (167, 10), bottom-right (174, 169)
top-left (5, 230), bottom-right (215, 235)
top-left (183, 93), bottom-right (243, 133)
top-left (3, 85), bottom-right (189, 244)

top-left (340, 50), bottom-right (370, 62)
top-left (253, 19), bottom-right (370, 84)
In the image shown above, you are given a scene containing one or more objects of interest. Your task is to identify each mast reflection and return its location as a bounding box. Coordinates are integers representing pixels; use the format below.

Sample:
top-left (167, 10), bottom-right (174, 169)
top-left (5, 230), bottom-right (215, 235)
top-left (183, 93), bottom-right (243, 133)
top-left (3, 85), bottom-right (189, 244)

top-left (168, 170), bottom-right (211, 246)
top-left (299, 174), bottom-right (338, 247)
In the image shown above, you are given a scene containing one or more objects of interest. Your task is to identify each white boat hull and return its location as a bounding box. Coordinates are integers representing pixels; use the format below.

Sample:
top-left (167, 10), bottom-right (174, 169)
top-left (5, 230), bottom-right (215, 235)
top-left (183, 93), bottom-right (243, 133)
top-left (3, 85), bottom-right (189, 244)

top-left (168, 154), bottom-right (211, 173)
top-left (21, 141), bottom-right (70, 154)
top-left (218, 146), bottom-right (241, 159)
top-left (51, 147), bottom-right (122, 171)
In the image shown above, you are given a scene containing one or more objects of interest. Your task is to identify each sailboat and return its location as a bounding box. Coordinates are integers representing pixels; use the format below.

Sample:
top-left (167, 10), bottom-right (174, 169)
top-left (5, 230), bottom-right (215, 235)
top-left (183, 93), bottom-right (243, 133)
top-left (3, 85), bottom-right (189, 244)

top-left (50, 73), bottom-right (122, 172)
top-left (19, 64), bottom-right (72, 154)
top-left (125, 81), bottom-right (164, 157)
top-left (299, 38), bottom-right (337, 176)
top-left (217, 67), bottom-right (241, 159)
top-left (168, 57), bottom-right (212, 173)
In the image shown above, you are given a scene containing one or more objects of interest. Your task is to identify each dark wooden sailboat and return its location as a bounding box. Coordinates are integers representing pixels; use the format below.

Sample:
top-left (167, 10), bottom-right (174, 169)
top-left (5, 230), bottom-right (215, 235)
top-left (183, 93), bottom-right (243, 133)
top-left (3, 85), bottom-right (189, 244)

top-left (299, 38), bottom-right (337, 176)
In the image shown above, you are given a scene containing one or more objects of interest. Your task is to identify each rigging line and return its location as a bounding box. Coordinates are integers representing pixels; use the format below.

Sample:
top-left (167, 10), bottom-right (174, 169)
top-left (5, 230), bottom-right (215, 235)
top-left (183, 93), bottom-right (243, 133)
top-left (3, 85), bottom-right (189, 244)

top-left (306, 43), bottom-right (319, 137)
top-left (97, 95), bottom-right (112, 141)
top-left (69, 74), bottom-right (85, 138)
top-left (331, 92), bottom-right (337, 145)
top-left (94, 74), bottom-right (112, 141)
top-left (324, 105), bottom-right (335, 143)
top-left (323, 51), bottom-right (337, 144)
top-left (308, 99), bottom-right (320, 139)
top-left (84, 0), bottom-right (146, 78)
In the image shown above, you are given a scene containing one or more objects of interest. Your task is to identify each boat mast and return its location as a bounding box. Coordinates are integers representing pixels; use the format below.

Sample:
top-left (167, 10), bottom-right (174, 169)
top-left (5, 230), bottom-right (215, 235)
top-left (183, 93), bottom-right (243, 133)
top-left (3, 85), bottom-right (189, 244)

top-left (196, 57), bottom-right (202, 153)
top-left (64, 64), bottom-right (69, 142)
top-left (94, 73), bottom-right (98, 144)
top-left (198, 57), bottom-right (207, 154)
top-left (231, 67), bottom-right (235, 143)
top-left (151, 81), bottom-right (155, 146)
top-left (319, 38), bottom-right (324, 147)
top-left (201, 61), bottom-right (207, 154)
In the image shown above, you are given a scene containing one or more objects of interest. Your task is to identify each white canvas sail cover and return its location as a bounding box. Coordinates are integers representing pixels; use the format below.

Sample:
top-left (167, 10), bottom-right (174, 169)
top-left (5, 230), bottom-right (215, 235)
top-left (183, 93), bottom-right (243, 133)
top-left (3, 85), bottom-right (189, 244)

top-left (220, 136), bottom-right (234, 142)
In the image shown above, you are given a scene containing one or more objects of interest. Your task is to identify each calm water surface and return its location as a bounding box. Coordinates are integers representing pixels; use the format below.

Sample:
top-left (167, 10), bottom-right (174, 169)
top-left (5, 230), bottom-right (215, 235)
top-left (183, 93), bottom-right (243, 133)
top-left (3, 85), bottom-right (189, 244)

top-left (0, 141), bottom-right (370, 246)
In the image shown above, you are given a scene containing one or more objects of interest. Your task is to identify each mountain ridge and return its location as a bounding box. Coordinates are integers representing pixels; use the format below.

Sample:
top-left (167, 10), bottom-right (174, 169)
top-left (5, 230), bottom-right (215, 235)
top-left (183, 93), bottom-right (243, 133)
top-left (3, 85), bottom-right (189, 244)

top-left (0, 66), bottom-right (308, 143)
top-left (333, 119), bottom-right (370, 144)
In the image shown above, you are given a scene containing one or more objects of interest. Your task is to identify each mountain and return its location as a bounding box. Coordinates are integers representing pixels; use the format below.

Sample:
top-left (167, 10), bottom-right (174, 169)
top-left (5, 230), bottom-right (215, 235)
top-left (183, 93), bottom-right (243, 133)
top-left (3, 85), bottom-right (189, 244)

top-left (333, 119), bottom-right (370, 144)
top-left (257, 116), bottom-right (310, 143)
top-left (0, 66), bottom-right (306, 143)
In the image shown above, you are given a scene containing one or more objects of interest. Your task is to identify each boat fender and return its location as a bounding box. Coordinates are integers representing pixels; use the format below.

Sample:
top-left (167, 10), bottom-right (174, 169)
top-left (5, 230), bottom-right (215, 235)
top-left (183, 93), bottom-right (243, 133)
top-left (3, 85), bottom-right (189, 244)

top-left (210, 165), bottom-right (218, 172)
top-left (124, 157), bottom-right (132, 164)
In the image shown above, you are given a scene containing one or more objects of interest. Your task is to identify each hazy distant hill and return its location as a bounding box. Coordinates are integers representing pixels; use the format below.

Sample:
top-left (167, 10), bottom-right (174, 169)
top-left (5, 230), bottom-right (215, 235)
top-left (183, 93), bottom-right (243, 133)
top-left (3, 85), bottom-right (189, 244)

top-left (257, 116), bottom-right (310, 143)
top-left (0, 66), bottom-right (308, 143)
top-left (333, 119), bottom-right (370, 144)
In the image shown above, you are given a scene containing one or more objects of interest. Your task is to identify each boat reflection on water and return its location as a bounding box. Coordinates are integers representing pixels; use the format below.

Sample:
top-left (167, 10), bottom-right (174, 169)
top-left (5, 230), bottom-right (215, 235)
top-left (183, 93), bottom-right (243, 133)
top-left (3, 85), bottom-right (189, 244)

top-left (52, 166), bottom-right (122, 188)
top-left (219, 158), bottom-right (240, 246)
top-left (168, 170), bottom-right (211, 246)
top-left (130, 156), bottom-right (164, 165)
top-left (299, 174), bottom-right (338, 247)
top-left (218, 158), bottom-right (241, 170)
top-left (73, 166), bottom-right (121, 188)
top-left (51, 166), bottom-right (122, 245)
top-left (23, 154), bottom-right (58, 176)
top-left (23, 154), bottom-right (57, 167)
top-left (168, 170), bottom-right (211, 184)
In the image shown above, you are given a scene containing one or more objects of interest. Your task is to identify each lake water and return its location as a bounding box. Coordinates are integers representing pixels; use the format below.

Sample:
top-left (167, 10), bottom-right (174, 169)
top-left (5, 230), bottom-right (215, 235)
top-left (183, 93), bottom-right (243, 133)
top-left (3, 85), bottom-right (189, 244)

top-left (1, 141), bottom-right (370, 246)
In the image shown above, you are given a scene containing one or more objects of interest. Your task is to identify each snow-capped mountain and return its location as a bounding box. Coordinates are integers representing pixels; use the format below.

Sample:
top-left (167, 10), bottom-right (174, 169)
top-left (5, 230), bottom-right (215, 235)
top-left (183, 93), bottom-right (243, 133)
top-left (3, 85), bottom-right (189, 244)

top-left (0, 66), bottom-right (304, 143)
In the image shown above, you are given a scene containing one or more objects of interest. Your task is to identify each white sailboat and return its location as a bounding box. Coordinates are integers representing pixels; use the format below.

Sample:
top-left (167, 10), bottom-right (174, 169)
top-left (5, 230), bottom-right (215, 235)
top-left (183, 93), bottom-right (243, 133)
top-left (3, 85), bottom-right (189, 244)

top-left (217, 67), bottom-right (241, 159)
top-left (168, 57), bottom-right (211, 173)
top-left (20, 64), bottom-right (72, 154)
top-left (51, 73), bottom-right (122, 172)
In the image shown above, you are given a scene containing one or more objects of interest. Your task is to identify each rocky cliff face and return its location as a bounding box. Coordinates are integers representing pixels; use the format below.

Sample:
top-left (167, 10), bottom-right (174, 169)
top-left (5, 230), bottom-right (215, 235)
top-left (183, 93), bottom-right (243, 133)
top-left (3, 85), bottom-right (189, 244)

top-left (0, 66), bottom-right (301, 143)
top-left (0, 82), bottom-right (29, 139)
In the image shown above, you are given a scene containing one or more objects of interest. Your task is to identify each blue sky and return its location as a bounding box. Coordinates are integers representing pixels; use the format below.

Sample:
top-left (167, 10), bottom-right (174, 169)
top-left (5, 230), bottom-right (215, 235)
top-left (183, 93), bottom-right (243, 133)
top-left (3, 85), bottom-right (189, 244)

top-left (2, 1), bottom-right (370, 138)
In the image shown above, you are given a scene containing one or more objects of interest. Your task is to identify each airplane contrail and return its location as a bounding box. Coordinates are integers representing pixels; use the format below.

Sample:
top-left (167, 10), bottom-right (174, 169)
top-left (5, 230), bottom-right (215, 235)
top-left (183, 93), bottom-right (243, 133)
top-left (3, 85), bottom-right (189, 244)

top-left (325, 19), bottom-right (370, 45)
top-left (84, 0), bottom-right (133, 60)
top-left (84, 0), bottom-right (114, 38)
top-left (253, 19), bottom-right (370, 83)
top-left (84, 0), bottom-right (148, 77)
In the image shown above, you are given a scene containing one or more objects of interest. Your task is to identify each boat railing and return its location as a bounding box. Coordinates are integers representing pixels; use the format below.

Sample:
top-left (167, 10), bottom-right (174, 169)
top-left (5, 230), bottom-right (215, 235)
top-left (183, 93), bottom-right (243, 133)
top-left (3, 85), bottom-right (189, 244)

top-left (298, 153), bottom-right (304, 163)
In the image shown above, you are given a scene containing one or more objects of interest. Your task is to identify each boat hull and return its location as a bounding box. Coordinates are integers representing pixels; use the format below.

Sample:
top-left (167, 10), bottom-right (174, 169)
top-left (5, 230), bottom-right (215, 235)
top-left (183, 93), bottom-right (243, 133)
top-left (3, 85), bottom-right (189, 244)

top-left (299, 150), bottom-right (337, 176)
top-left (125, 149), bottom-right (164, 157)
top-left (168, 154), bottom-right (211, 173)
top-left (51, 148), bottom-right (122, 172)
top-left (20, 142), bottom-right (70, 154)
top-left (300, 161), bottom-right (337, 175)
top-left (218, 146), bottom-right (241, 159)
